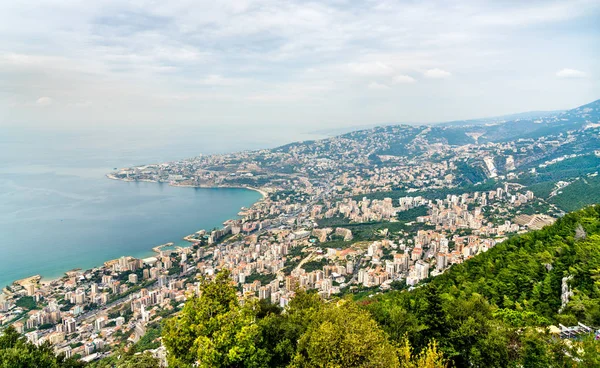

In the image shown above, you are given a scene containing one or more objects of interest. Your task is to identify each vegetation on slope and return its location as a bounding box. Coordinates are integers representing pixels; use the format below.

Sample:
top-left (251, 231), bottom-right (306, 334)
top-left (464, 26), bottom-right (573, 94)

top-left (550, 175), bottom-right (600, 212)
top-left (160, 205), bottom-right (600, 368)
top-left (161, 271), bottom-right (445, 368)
top-left (0, 326), bottom-right (85, 368)
top-left (365, 204), bottom-right (600, 367)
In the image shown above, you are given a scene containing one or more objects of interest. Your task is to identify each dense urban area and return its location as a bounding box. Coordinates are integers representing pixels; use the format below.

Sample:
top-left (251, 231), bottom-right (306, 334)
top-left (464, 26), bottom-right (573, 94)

top-left (1, 99), bottom-right (600, 367)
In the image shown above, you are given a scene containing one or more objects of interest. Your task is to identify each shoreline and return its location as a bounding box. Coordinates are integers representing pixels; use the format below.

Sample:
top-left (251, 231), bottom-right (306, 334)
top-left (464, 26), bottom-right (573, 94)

top-left (106, 173), bottom-right (268, 199)
top-left (4, 177), bottom-right (267, 292)
top-left (170, 183), bottom-right (268, 199)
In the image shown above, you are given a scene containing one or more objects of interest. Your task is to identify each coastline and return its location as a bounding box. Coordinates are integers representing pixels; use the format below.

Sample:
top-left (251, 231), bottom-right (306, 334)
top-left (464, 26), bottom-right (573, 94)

top-left (106, 173), bottom-right (269, 199)
top-left (172, 183), bottom-right (268, 199)
top-left (4, 177), bottom-right (266, 291)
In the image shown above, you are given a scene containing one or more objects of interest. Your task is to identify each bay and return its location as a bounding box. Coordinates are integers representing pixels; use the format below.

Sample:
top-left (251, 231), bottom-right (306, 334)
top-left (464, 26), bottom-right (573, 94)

top-left (0, 126), bottom-right (321, 288)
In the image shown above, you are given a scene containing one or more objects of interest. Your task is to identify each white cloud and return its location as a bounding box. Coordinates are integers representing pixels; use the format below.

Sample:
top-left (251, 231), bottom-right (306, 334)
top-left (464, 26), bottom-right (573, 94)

top-left (196, 74), bottom-right (246, 86)
top-left (473, 1), bottom-right (592, 27)
top-left (36, 97), bottom-right (53, 106)
top-left (1, 0), bottom-right (599, 128)
top-left (423, 68), bottom-right (452, 79)
top-left (392, 75), bottom-right (416, 84)
top-left (348, 62), bottom-right (395, 77)
top-left (246, 93), bottom-right (298, 102)
top-left (556, 68), bottom-right (587, 79)
top-left (368, 81), bottom-right (390, 90)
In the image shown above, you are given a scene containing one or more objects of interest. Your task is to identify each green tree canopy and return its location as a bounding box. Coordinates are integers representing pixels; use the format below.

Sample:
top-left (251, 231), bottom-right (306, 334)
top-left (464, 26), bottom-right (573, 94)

top-left (162, 269), bottom-right (268, 368)
top-left (0, 326), bottom-right (85, 368)
top-left (290, 299), bottom-right (399, 368)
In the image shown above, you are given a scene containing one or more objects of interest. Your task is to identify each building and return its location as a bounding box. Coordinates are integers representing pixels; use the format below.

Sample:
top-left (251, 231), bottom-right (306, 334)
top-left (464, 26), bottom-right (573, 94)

top-left (64, 317), bottom-right (77, 334)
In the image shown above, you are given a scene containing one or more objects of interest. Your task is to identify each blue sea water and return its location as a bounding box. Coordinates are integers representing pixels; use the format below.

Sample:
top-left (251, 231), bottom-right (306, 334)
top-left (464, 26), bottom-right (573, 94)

top-left (0, 126), bottom-right (321, 288)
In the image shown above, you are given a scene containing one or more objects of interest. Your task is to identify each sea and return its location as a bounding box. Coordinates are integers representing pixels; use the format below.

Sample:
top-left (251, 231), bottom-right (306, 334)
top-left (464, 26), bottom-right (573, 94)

top-left (0, 125), bottom-right (323, 288)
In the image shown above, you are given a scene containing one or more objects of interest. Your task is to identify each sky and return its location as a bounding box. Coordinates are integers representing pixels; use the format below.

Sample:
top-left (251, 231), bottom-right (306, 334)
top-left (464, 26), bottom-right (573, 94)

top-left (1, 0), bottom-right (599, 134)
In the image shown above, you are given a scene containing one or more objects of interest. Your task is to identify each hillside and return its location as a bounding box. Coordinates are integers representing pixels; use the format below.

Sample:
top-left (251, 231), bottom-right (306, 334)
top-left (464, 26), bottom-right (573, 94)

top-left (465, 99), bottom-right (600, 143)
top-left (159, 206), bottom-right (600, 367)
top-left (550, 175), bottom-right (600, 212)
top-left (364, 204), bottom-right (600, 367)
top-left (3, 207), bottom-right (600, 367)
top-left (148, 205), bottom-right (600, 368)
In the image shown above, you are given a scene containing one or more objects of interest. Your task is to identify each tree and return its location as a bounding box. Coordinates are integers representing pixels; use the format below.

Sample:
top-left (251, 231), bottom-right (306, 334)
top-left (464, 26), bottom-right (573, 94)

top-left (0, 325), bottom-right (85, 368)
top-left (162, 269), bottom-right (269, 368)
top-left (422, 284), bottom-right (448, 341)
top-left (258, 289), bottom-right (324, 367)
top-left (290, 299), bottom-right (399, 368)
top-left (398, 337), bottom-right (448, 368)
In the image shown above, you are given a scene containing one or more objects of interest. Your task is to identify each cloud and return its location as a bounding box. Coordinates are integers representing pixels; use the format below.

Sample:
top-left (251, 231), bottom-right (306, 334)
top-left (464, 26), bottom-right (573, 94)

top-left (368, 82), bottom-right (390, 90)
top-left (1, 0), bottom-right (599, 128)
top-left (423, 68), bottom-right (452, 79)
top-left (246, 93), bottom-right (298, 102)
top-left (392, 75), bottom-right (416, 84)
top-left (348, 62), bottom-right (395, 77)
top-left (196, 74), bottom-right (247, 86)
top-left (556, 68), bottom-right (587, 79)
top-left (473, 1), bottom-right (593, 27)
top-left (36, 97), bottom-right (53, 106)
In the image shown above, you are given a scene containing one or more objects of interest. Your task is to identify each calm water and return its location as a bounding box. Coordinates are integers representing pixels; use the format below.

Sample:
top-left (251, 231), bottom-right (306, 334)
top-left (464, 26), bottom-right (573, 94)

top-left (0, 126), bottom-right (321, 288)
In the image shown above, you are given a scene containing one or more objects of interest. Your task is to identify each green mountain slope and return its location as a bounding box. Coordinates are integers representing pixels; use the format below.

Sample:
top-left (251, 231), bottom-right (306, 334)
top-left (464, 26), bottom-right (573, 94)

top-left (149, 206), bottom-right (600, 368)
top-left (435, 204), bottom-right (600, 323)
top-left (366, 204), bottom-right (600, 367)
top-left (550, 175), bottom-right (600, 212)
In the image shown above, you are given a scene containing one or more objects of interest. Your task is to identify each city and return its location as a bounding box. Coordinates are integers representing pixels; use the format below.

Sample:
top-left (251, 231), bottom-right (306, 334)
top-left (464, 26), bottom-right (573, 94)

top-left (2, 100), bottom-right (598, 364)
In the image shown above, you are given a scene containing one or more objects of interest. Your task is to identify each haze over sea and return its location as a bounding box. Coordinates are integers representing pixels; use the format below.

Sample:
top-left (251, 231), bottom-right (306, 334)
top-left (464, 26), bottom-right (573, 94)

top-left (0, 126), bottom-right (322, 288)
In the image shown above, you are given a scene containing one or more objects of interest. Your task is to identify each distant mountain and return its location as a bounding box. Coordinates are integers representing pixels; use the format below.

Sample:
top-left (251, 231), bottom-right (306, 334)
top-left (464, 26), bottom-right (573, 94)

top-left (420, 99), bottom-right (600, 145)
top-left (311, 99), bottom-right (598, 143)
top-left (476, 99), bottom-right (600, 142)
top-left (437, 110), bottom-right (565, 128)
top-left (365, 204), bottom-right (600, 367)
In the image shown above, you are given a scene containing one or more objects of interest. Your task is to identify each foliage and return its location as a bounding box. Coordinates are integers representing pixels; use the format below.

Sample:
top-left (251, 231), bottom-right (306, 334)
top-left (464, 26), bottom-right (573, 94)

top-left (550, 175), bottom-right (600, 212)
top-left (0, 326), bottom-right (85, 368)
top-left (453, 160), bottom-right (487, 185)
top-left (257, 290), bottom-right (324, 367)
top-left (526, 181), bottom-right (556, 199)
top-left (398, 337), bottom-right (448, 368)
top-left (290, 299), bottom-right (399, 367)
top-left (396, 206), bottom-right (428, 222)
top-left (426, 127), bottom-right (475, 146)
top-left (364, 204), bottom-right (600, 367)
top-left (162, 269), bottom-right (268, 367)
top-left (134, 323), bottom-right (162, 352)
top-left (316, 216), bottom-right (351, 228)
top-left (89, 349), bottom-right (160, 368)
top-left (244, 272), bottom-right (277, 286)
top-left (519, 155), bottom-right (600, 187)
top-left (15, 296), bottom-right (37, 310)
top-left (157, 206), bottom-right (600, 368)
top-left (301, 259), bottom-right (328, 273)
top-left (432, 205), bottom-right (600, 324)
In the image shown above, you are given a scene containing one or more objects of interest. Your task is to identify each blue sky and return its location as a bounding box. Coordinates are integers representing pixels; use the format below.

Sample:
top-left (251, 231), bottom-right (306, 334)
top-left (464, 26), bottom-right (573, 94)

top-left (1, 0), bottom-right (599, 132)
